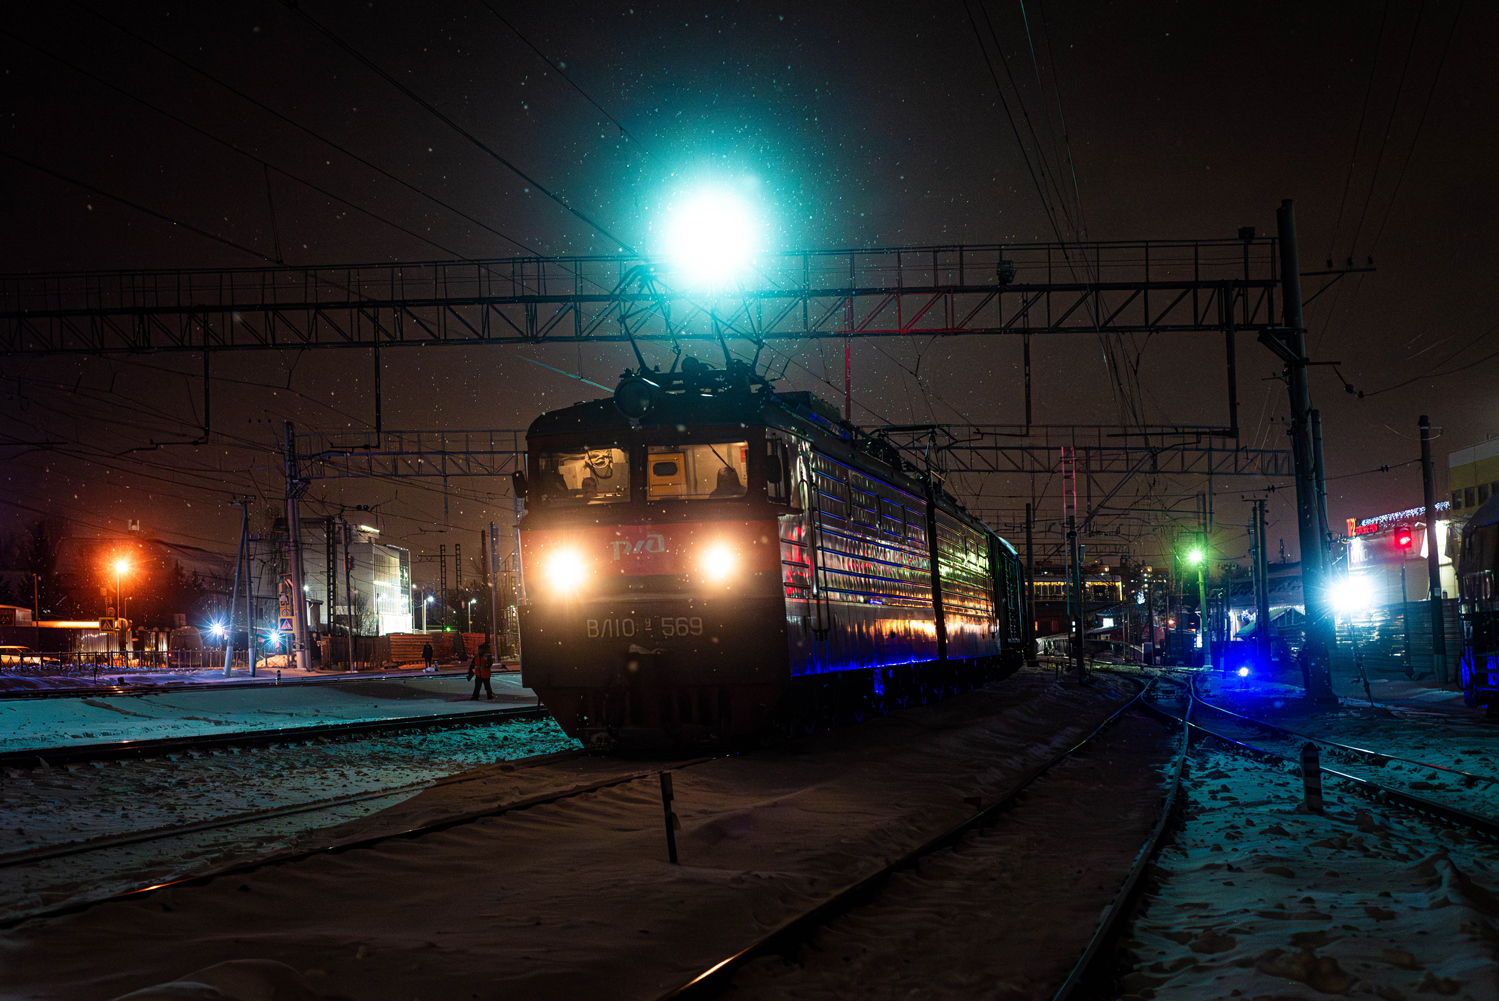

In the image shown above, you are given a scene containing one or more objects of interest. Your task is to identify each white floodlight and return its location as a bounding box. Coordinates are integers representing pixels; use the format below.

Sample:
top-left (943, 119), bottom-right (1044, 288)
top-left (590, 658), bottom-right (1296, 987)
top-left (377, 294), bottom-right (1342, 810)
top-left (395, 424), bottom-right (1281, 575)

top-left (1331, 573), bottom-right (1375, 614)
top-left (661, 188), bottom-right (760, 286)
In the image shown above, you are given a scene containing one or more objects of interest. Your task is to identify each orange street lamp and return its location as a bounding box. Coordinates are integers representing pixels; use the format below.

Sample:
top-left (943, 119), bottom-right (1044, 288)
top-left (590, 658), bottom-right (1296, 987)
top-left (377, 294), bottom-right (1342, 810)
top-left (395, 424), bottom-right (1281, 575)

top-left (114, 558), bottom-right (130, 621)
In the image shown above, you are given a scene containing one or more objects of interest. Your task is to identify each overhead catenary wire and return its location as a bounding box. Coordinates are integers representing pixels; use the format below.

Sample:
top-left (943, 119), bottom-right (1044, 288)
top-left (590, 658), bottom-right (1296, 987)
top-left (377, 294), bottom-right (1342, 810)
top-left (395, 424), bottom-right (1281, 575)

top-left (65, 0), bottom-right (537, 256)
top-left (0, 150), bottom-right (272, 264)
top-left (1367, 0), bottom-right (1465, 256)
top-left (475, 1), bottom-right (666, 171)
top-left (1346, 0), bottom-right (1428, 258)
top-left (0, 29), bottom-right (471, 263)
top-left (282, 0), bottom-right (634, 252)
top-left (1326, 0), bottom-right (1392, 262)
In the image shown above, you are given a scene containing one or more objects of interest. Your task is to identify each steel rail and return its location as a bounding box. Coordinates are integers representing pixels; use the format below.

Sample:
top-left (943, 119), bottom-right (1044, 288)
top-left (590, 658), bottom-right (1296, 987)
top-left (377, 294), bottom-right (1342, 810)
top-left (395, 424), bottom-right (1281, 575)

top-left (0, 751), bottom-right (724, 931)
top-left (0, 704), bottom-right (548, 769)
top-left (1050, 675), bottom-right (1191, 1000)
top-left (0, 669), bottom-right (476, 700)
top-left (656, 676), bottom-right (1155, 1000)
top-left (1188, 677), bottom-right (1498, 786)
top-left (0, 749), bottom-right (587, 870)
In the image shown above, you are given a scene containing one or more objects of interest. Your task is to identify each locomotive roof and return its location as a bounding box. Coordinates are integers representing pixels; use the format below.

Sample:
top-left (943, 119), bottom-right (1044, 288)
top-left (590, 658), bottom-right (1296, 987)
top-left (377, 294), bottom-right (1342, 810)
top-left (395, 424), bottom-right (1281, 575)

top-left (525, 385), bottom-right (1002, 540)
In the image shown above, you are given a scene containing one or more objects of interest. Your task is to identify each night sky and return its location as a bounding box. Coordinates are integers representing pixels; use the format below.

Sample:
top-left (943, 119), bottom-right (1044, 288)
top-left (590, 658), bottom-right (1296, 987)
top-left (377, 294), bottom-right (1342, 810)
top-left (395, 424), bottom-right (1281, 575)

top-left (0, 0), bottom-right (1490, 578)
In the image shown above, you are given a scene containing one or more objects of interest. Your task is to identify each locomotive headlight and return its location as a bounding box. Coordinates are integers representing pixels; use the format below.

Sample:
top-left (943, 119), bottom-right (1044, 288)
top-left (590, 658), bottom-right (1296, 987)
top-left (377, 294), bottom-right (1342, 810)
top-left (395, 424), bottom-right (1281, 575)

top-left (545, 548), bottom-right (589, 594)
top-left (700, 543), bottom-right (737, 583)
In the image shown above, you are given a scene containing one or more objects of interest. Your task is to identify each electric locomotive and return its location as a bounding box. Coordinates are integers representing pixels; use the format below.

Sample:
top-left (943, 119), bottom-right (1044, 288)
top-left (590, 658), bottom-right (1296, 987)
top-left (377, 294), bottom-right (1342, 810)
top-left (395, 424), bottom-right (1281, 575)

top-left (512, 356), bottom-right (1028, 745)
top-left (1457, 496), bottom-right (1499, 714)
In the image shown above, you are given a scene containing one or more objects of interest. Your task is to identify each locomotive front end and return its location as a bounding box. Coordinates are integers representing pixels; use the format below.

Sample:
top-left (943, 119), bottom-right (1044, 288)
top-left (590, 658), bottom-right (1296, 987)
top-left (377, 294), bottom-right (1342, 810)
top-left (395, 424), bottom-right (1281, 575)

top-left (517, 421), bottom-right (789, 745)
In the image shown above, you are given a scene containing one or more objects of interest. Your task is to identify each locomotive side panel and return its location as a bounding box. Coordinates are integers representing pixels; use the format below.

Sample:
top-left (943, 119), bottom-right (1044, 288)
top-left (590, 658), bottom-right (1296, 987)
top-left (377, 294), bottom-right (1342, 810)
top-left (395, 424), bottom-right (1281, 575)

top-left (934, 510), bottom-right (1001, 661)
top-left (784, 445), bottom-right (943, 676)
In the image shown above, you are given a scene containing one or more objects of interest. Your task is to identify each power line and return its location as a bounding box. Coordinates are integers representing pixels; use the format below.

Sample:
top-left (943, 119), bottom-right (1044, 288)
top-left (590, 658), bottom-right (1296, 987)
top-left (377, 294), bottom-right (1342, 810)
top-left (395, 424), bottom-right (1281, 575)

top-left (0, 150), bottom-right (271, 263)
top-left (68, 0), bottom-right (537, 256)
top-left (1032, 0), bottom-right (1087, 241)
top-left (283, 1), bottom-right (634, 252)
top-left (476, 1), bottom-right (666, 170)
top-left (1, 29), bottom-right (470, 262)
top-left (960, 0), bottom-right (1064, 244)
top-left (1327, 0), bottom-right (1391, 260)
top-left (1347, 0), bottom-right (1427, 257)
top-left (1368, 0), bottom-right (1465, 255)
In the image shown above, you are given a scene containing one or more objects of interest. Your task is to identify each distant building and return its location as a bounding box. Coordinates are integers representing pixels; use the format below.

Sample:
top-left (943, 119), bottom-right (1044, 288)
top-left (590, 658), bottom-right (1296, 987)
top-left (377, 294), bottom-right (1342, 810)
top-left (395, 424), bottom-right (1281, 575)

top-left (1448, 438), bottom-right (1499, 516)
top-left (298, 520), bottom-right (413, 636)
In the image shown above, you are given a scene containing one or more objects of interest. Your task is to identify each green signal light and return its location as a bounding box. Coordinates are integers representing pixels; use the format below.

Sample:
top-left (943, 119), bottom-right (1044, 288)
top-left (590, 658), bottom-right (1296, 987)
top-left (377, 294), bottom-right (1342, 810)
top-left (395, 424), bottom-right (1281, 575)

top-left (1186, 547), bottom-right (1205, 565)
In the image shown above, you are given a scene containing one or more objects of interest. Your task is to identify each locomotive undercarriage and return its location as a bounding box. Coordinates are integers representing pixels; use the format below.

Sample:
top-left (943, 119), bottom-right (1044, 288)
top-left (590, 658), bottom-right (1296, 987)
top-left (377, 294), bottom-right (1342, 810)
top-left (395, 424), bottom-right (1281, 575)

top-left (535, 652), bottom-right (1021, 749)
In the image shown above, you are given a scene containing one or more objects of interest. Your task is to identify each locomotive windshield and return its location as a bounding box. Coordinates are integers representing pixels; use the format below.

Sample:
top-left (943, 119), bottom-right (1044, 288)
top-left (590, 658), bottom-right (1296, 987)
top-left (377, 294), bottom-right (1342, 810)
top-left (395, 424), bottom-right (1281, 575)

top-left (533, 448), bottom-right (629, 504)
top-left (647, 442), bottom-right (748, 500)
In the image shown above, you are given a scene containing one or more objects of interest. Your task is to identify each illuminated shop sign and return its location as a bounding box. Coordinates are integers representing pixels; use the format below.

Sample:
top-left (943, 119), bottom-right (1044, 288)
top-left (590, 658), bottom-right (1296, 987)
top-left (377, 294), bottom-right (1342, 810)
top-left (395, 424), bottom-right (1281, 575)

top-left (1345, 501), bottom-right (1451, 538)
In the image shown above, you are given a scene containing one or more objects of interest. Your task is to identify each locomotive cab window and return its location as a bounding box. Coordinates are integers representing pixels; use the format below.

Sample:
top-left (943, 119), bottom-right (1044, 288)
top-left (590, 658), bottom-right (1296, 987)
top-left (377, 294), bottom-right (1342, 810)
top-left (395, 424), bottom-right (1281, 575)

top-left (533, 448), bottom-right (629, 505)
top-left (647, 442), bottom-right (748, 500)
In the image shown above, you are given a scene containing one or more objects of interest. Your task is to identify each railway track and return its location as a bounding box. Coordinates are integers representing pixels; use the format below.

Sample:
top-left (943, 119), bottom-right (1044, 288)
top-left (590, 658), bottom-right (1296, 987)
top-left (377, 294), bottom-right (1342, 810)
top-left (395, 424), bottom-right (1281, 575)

top-left (656, 673), bottom-right (1191, 1001)
top-left (0, 747), bottom-right (727, 931)
top-left (0, 703), bottom-right (548, 770)
top-left (1155, 675), bottom-right (1499, 841)
top-left (0, 748), bottom-right (587, 872)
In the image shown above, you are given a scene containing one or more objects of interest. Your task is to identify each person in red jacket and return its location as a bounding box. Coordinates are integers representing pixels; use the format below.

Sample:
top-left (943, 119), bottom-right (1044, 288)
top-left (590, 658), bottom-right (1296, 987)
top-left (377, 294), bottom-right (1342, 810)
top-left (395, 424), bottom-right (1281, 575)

top-left (467, 648), bottom-right (494, 700)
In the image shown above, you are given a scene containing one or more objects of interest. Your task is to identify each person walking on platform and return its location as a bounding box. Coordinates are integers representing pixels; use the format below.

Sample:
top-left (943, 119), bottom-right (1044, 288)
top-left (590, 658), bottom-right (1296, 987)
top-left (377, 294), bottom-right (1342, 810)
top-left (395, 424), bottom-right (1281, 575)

top-left (422, 641), bottom-right (434, 671)
top-left (467, 649), bottom-right (495, 700)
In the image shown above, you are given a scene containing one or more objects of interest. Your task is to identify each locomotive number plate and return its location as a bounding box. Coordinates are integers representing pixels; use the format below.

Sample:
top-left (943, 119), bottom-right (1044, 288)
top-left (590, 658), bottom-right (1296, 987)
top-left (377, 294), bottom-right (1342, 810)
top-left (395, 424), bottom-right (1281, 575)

top-left (585, 616), bottom-right (704, 639)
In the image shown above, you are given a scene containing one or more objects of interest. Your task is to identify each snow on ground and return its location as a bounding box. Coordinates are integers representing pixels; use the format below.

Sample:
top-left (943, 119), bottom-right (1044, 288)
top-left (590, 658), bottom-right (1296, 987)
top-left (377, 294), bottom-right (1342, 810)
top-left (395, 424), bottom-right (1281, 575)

top-left (0, 674), bottom-right (535, 753)
top-left (0, 715), bottom-right (583, 923)
top-left (0, 668), bottom-right (1133, 1001)
top-left (728, 703), bottom-right (1178, 1000)
top-left (1194, 675), bottom-right (1499, 824)
top-left (1120, 727), bottom-right (1499, 999)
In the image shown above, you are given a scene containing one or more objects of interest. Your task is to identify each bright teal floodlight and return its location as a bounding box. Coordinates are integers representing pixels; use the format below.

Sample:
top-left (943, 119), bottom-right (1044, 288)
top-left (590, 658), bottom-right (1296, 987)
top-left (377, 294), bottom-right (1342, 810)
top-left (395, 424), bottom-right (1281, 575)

top-left (661, 187), bottom-right (760, 286)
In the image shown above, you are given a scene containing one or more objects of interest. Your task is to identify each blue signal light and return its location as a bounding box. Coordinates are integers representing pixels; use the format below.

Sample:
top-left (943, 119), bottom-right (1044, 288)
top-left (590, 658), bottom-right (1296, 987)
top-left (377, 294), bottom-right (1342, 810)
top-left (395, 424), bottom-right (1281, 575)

top-left (1237, 666), bottom-right (1251, 677)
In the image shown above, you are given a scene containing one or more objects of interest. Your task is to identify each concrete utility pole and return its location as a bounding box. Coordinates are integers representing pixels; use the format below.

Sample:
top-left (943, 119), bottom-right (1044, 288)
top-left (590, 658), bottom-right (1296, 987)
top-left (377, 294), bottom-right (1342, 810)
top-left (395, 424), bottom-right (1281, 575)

top-left (1255, 499), bottom-right (1272, 669)
top-left (283, 421), bottom-right (311, 673)
top-left (1420, 415), bottom-right (1448, 683)
top-left (1311, 410), bottom-right (1331, 550)
top-left (1261, 200), bottom-right (1335, 701)
top-left (484, 525), bottom-right (500, 660)
top-left (1025, 502), bottom-right (1038, 665)
top-left (1068, 515), bottom-right (1084, 680)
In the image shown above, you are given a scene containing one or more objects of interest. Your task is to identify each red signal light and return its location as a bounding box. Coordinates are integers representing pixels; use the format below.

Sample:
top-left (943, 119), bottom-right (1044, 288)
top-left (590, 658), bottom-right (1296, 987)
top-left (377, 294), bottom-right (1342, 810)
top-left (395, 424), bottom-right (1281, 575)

top-left (1393, 524), bottom-right (1414, 550)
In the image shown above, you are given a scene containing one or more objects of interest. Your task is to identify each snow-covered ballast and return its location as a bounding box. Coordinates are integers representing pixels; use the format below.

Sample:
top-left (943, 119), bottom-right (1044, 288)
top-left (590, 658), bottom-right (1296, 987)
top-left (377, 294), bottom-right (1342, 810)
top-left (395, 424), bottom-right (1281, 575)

top-left (511, 357), bottom-right (1027, 746)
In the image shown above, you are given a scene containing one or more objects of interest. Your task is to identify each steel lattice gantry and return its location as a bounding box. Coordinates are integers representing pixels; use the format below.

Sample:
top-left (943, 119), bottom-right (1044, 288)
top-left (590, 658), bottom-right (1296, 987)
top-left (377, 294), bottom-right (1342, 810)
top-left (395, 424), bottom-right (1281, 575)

top-left (875, 425), bottom-right (1292, 477)
top-left (294, 428), bottom-right (525, 480)
top-left (0, 238), bottom-right (1281, 354)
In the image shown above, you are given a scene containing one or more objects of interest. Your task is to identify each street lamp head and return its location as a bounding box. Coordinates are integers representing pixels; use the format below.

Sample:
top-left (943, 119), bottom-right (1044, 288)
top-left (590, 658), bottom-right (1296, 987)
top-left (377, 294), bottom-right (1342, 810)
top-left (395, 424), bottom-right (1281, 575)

top-left (114, 558), bottom-right (130, 576)
top-left (425, 596), bottom-right (433, 604)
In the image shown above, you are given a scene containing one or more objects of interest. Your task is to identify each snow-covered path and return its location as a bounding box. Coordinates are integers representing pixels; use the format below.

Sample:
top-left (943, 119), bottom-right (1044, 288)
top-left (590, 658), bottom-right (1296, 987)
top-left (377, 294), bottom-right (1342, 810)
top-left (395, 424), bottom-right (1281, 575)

top-left (0, 674), bottom-right (535, 753)
top-left (728, 704), bottom-right (1179, 1000)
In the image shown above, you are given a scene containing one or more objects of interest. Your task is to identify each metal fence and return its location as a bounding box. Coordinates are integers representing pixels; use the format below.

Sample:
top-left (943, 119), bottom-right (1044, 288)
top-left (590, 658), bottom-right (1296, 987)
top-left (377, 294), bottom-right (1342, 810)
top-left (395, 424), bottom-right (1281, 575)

top-left (1, 649), bottom-right (215, 676)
